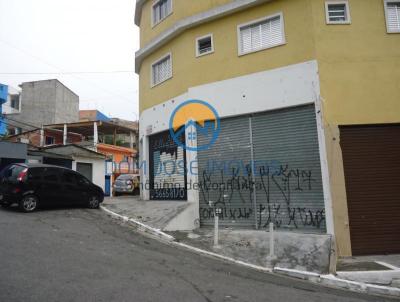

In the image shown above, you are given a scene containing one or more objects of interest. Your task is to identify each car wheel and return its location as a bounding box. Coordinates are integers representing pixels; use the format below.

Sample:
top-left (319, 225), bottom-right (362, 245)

top-left (19, 195), bottom-right (38, 213)
top-left (87, 195), bottom-right (100, 209)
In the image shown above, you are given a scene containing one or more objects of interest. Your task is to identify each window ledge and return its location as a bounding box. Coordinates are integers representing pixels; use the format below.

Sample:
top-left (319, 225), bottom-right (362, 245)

top-left (196, 50), bottom-right (215, 58)
top-left (151, 75), bottom-right (173, 88)
top-left (326, 20), bottom-right (351, 25)
top-left (238, 41), bottom-right (286, 57)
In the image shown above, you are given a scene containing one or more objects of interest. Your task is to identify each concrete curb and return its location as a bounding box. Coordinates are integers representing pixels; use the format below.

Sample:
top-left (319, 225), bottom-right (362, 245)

top-left (274, 267), bottom-right (400, 298)
top-left (101, 205), bottom-right (273, 274)
top-left (101, 206), bottom-right (400, 299)
top-left (171, 242), bottom-right (273, 274)
top-left (100, 206), bottom-right (175, 242)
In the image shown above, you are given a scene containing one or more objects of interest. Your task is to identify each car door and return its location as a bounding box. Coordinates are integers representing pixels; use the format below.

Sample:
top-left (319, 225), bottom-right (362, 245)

top-left (75, 173), bottom-right (92, 205)
top-left (60, 170), bottom-right (82, 205)
top-left (26, 167), bottom-right (44, 197)
top-left (40, 167), bottom-right (64, 206)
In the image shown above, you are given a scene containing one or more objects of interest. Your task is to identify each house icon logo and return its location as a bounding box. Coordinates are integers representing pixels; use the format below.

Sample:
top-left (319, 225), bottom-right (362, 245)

top-left (169, 100), bottom-right (220, 151)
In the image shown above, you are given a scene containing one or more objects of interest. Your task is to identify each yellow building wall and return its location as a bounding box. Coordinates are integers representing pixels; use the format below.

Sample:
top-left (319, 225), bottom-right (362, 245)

top-left (137, 0), bottom-right (400, 257)
top-left (311, 0), bottom-right (400, 256)
top-left (139, 0), bottom-right (234, 47)
top-left (139, 0), bottom-right (317, 112)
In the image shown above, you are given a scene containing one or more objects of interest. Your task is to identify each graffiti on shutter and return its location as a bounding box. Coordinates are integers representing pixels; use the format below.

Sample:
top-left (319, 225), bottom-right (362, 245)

top-left (197, 105), bottom-right (326, 232)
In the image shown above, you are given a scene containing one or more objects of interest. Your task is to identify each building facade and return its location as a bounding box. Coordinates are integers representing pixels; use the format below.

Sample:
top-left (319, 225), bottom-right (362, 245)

top-left (7, 79), bottom-right (79, 134)
top-left (8, 120), bottom-right (138, 197)
top-left (79, 110), bottom-right (111, 122)
top-left (0, 84), bottom-right (7, 135)
top-left (0, 84), bottom-right (22, 135)
top-left (136, 0), bottom-right (400, 257)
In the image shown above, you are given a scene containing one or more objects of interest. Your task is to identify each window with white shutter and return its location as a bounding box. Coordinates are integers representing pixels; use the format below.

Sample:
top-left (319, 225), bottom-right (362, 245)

top-left (384, 0), bottom-right (400, 33)
top-left (152, 0), bottom-right (172, 26)
top-left (238, 13), bottom-right (285, 56)
top-left (325, 1), bottom-right (351, 24)
top-left (151, 54), bottom-right (172, 87)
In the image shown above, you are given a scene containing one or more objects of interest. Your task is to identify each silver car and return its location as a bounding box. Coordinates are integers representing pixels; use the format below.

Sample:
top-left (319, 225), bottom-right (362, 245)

top-left (113, 174), bottom-right (140, 196)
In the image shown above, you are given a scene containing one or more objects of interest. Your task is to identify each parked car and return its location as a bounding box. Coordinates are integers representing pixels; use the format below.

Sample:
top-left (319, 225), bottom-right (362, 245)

top-left (0, 163), bottom-right (104, 212)
top-left (113, 174), bottom-right (140, 196)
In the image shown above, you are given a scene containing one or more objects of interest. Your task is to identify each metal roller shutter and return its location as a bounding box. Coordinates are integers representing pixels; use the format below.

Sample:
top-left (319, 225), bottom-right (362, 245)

top-left (340, 125), bottom-right (400, 255)
top-left (252, 105), bottom-right (326, 232)
top-left (198, 104), bottom-right (325, 232)
top-left (198, 115), bottom-right (254, 228)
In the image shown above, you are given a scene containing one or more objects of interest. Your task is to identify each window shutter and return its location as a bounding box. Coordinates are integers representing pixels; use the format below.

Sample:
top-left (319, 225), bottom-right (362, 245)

top-left (153, 0), bottom-right (171, 25)
top-left (327, 4), bottom-right (347, 22)
top-left (267, 16), bottom-right (283, 47)
top-left (152, 55), bottom-right (172, 86)
top-left (240, 15), bottom-right (283, 54)
top-left (387, 2), bottom-right (400, 32)
top-left (240, 27), bottom-right (252, 53)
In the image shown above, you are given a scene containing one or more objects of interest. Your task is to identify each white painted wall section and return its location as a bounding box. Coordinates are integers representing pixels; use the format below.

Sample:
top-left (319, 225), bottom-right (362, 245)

top-left (72, 157), bottom-right (105, 191)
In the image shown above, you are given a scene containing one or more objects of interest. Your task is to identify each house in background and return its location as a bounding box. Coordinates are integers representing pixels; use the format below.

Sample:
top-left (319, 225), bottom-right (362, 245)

top-left (8, 128), bottom-right (83, 146)
top-left (27, 148), bottom-right (73, 169)
top-left (5, 79), bottom-right (79, 135)
top-left (0, 84), bottom-right (7, 136)
top-left (79, 110), bottom-right (110, 122)
top-left (43, 144), bottom-right (106, 191)
top-left (3, 85), bottom-right (21, 116)
top-left (7, 120), bottom-right (138, 196)
top-left (44, 120), bottom-right (138, 196)
top-left (0, 141), bottom-right (74, 177)
top-left (0, 141), bottom-right (27, 171)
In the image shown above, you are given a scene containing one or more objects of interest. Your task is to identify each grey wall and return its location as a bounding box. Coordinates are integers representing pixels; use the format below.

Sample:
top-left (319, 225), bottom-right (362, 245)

top-left (55, 80), bottom-right (79, 124)
top-left (9, 79), bottom-right (79, 131)
top-left (0, 142), bottom-right (27, 159)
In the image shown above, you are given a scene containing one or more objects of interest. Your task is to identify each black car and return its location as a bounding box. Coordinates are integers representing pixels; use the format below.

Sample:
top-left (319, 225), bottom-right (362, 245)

top-left (0, 163), bottom-right (104, 212)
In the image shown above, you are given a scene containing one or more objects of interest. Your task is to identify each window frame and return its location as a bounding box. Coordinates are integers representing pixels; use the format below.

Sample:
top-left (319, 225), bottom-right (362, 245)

top-left (237, 12), bottom-right (286, 57)
top-left (195, 34), bottom-right (214, 58)
top-left (325, 1), bottom-right (351, 25)
top-left (150, 52), bottom-right (173, 88)
top-left (151, 0), bottom-right (173, 27)
top-left (384, 0), bottom-right (400, 33)
top-left (45, 136), bottom-right (55, 146)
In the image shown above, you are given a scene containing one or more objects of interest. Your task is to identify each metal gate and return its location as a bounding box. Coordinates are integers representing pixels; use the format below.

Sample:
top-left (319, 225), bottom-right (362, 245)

top-left (340, 124), bottom-right (400, 255)
top-left (149, 129), bottom-right (187, 200)
top-left (198, 104), bottom-right (326, 232)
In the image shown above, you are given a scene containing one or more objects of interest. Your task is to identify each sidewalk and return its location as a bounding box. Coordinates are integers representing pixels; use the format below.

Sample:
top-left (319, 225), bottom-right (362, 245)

top-left (336, 255), bottom-right (400, 287)
top-left (101, 197), bottom-right (400, 298)
top-left (103, 196), bottom-right (189, 230)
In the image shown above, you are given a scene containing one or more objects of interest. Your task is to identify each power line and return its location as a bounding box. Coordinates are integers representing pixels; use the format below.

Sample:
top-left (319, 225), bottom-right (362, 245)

top-left (0, 38), bottom-right (139, 107)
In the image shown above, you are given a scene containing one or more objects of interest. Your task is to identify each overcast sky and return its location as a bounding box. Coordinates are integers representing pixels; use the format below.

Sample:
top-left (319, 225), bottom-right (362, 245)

top-left (0, 0), bottom-right (139, 121)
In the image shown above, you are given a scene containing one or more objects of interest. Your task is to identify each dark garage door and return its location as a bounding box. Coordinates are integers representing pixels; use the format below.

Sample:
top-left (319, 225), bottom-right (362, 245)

top-left (340, 125), bottom-right (400, 255)
top-left (76, 162), bottom-right (93, 182)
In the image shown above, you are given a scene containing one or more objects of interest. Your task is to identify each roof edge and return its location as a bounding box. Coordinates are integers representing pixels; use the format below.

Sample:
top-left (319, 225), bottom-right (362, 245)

top-left (135, 0), bottom-right (272, 73)
top-left (135, 0), bottom-right (147, 26)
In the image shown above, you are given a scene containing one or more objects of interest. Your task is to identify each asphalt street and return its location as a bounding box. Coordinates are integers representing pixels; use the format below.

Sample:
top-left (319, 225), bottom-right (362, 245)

top-left (0, 207), bottom-right (396, 302)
